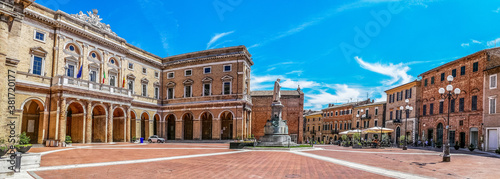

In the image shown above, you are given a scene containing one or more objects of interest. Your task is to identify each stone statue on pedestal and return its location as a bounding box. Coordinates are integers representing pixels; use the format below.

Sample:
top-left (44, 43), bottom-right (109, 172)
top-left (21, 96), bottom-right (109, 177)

top-left (257, 79), bottom-right (297, 147)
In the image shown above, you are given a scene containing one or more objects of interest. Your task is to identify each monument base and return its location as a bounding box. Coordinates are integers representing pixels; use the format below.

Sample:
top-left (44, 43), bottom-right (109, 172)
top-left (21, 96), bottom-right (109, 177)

top-left (258, 134), bottom-right (298, 147)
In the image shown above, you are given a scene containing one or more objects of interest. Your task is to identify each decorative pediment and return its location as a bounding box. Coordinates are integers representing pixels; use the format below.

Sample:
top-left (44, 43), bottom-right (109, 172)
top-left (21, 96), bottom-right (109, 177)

top-left (221, 75), bottom-right (233, 82)
top-left (70, 9), bottom-right (117, 36)
top-left (127, 73), bottom-right (136, 80)
top-left (30, 47), bottom-right (48, 57)
top-left (183, 79), bottom-right (194, 85)
top-left (202, 77), bottom-right (213, 83)
top-left (141, 77), bottom-right (149, 84)
top-left (153, 82), bottom-right (160, 87)
top-left (88, 62), bottom-right (99, 69)
top-left (108, 68), bottom-right (118, 75)
top-left (471, 88), bottom-right (480, 94)
top-left (166, 82), bottom-right (176, 88)
top-left (429, 97), bottom-right (435, 101)
top-left (64, 56), bottom-right (78, 64)
top-left (87, 56), bottom-right (102, 64)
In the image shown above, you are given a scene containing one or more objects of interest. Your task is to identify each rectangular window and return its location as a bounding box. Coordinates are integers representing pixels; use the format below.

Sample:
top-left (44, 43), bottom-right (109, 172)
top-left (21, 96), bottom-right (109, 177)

top-left (185, 85), bottom-right (192, 97)
top-left (142, 84), bottom-right (147, 97)
top-left (399, 110), bottom-right (403, 119)
top-left (431, 77), bottom-right (435, 84)
top-left (392, 93), bottom-right (395, 102)
top-left (128, 63), bottom-right (134, 70)
top-left (441, 73), bottom-right (445, 81)
top-left (430, 103), bottom-right (434, 115)
top-left (32, 56), bottom-right (43, 75)
top-left (185, 69), bottom-right (192, 76)
top-left (490, 98), bottom-right (496, 114)
top-left (473, 62), bottom-right (479, 72)
top-left (451, 99), bottom-right (455, 113)
top-left (409, 88), bottom-right (412, 98)
top-left (424, 79), bottom-right (428, 86)
top-left (439, 101), bottom-right (444, 114)
top-left (110, 76), bottom-right (116, 86)
top-left (452, 69), bottom-right (457, 77)
top-left (203, 83), bottom-right (211, 96)
top-left (67, 64), bottom-right (75, 77)
top-left (142, 67), bottom-right (147, 74)
top-left (128, 81), bottom-right (134, 93)
top-left (472, 95), bottom-right (477, 111)
top-left (461, 66), bottom-right (466, 75)
top-left (223, 82), bottom-right (231, 95)
top-left (154, 72), bottom-right (159, 78)
top-left (154, 87), bottom-right (159, 99)
top-left (167, 88), bottom-right (174, 99)
top-left (375, 108), bottom-right (378, 115)
top-left (167, 72), bottom-right (174, 79)
top-left (34, 30), bottom-right (45, 42)
top-left (459, 98), bottom-right (465, 112)
top-left (390, 111), bottom-right (393, 120)
top-left (223, 65), bottom-right (232, 72)
top-left (204, 67), bottom-right (211, 74)
top-left (397, 92), bottom-right (400, 101)
top-left (389, 94), bottom-right (392, 103)
top-left (396, 110), bottom-right (399, 119)
top-left (490, 74), bottom-right (497, 89)
top-left (89, 71), bottom-right (97, 82)
top-left (374, 120), bottom-right (378, 127)
top-left (459, 120), bottom-right (464, 126)
top-left (423, 105), bottom-right (427, 116)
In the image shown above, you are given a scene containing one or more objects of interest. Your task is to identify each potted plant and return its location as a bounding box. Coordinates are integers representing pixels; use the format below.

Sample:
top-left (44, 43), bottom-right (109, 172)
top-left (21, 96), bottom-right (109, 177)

top-left (454, 142), bottom-right (460, 150)
top-left (468, 144), bottom-right (475, 152)
top-left (15, 132), bottom-right (32, 153)
top-left (131, 136), bottom-right (137, 143)
top-left (65, 135), bottom-right (72, 147)
top-left (0, 138), bottom-right (8, 157)
top-left (495, 147), bottom-right (500, 154)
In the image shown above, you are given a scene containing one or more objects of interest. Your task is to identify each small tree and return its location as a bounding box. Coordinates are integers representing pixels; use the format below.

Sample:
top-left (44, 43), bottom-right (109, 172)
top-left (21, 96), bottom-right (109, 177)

top-left (353, 133), bottom-right (360, 143)
top-left (18, 132), bottom-right (31, 145)
top-left (399, 135), bottom-right (406, 146)
top-left (341, 135), bottom-right (347, 141)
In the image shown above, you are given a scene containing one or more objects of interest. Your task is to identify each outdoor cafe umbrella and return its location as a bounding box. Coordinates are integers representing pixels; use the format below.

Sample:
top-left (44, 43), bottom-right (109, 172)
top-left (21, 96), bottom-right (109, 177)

top-left (339, 130), bottom-right (350, 135)
top-left (363, 127), bottom-right (394, 142)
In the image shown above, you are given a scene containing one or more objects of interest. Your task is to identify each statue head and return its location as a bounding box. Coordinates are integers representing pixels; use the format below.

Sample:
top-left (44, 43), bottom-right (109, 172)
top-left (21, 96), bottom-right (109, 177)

top-left (92, 9), bottom-right (98, 15)
top-left (277, 78), bottom-right (280, 82)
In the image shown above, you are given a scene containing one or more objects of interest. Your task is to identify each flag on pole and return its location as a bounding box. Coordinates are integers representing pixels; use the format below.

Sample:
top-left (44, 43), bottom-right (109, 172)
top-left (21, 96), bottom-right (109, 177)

top-left (122, 75), bottom-right (126, 88)
top-left (76, 64), bottom-right (83, 78)
top-left (102, 71), bottom-right (106, 83)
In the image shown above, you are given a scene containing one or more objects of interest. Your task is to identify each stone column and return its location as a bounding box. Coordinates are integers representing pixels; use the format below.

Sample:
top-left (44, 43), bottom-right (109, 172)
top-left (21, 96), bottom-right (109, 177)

top-left (193, 119), bottom-right (201, 140)
top-left (39, 111), bottom-right (49, 144)
top-left (59, 98), bottom-right (67, 146)
top-left (176, 120), bottom-right (183, 140)
top-left (107, 104), bottom-right (113, 143)
top-left (126, 109), bottom-right (130, 142)
top-left (212, 118), bottom-right (220, 140)
top-left (86, 102), bottom-right (92, 143)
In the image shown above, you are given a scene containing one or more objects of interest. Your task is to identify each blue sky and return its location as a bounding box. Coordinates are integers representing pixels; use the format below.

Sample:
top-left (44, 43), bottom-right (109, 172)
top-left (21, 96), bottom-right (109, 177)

top-left (37, 0), bottom-right (500, 110)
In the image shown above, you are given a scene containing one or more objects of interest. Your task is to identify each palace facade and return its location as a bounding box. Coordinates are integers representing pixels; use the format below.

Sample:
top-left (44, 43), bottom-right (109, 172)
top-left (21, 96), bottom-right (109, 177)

top-left (1, 1), bottom-right (260, 146)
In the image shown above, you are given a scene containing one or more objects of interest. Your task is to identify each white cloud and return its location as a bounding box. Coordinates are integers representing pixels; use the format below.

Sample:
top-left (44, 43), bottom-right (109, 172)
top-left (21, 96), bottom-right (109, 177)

top-left (250, 74), bottom-right (319, 91)
top-left (355, 56), bottom-right (414, 86)
top-left (461, 43), bottom-right (469, 47)
top-left (487, 38), bottom-right (500, 47)
top-left (494, 7), bottom-right (500, 13)
top-left (472, 39), bottom-right (482, 44)
top-left (305, 85), bottom-right (365, 110)
top-left (285, 70), bottom-right (303, 76)
top-left (206, 31), bottom-right (234, 49)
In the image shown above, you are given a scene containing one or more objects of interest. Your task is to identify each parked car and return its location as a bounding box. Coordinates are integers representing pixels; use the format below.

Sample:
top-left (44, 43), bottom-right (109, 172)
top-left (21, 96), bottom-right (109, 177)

top-left (148, 135), bottom-right (165, 143)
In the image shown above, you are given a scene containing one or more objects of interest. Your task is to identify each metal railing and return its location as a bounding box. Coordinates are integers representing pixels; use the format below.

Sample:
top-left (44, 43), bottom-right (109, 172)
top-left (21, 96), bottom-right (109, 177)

top-left (53, 75), bottom-right (132, 97)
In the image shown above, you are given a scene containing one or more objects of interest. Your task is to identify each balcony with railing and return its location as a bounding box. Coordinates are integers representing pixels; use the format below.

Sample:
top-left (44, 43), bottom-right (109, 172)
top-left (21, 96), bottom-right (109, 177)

top-left (53, 75), bottom-right (132, 98)
top-left (361, 114), bottom-right (372, 120)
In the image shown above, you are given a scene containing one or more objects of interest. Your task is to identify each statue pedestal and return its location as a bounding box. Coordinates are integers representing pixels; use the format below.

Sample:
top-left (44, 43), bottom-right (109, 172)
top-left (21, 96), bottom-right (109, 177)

top-left (257, 101), bottom-right (298, 147)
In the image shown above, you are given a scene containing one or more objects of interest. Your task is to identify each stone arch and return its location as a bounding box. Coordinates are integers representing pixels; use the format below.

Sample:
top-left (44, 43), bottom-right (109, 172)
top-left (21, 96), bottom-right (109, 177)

top-left (153, 113), bottom-right (160, 136)
top-left (63, 41), bottom-right (83, 55)
top-left (87, 48), bottom-right (103, 60)
top-left (218, 110), bottom-right (235, 120)
top-left (66, 100), bottom-right (85, 143)
top-left (165, 114), bottom-right (176, 140)
top-left (140, 111), bottom-right (150, 140)
top-left (21, 98), bottom-right (45, 144)
top-left (112, 107), bottom-right (126, 142)
top-left (220, 111), bottom-right (234, 140)
top-left (129, 109), bottom-right (137, 140)
top-left (91, 104), bottom-right (107, 143)
top-left (182, 112), bottom-right (194, 140)
top-left (20, 97), bottom-right (46, 112)
top-left (200, 111), bottom-right (213, 140)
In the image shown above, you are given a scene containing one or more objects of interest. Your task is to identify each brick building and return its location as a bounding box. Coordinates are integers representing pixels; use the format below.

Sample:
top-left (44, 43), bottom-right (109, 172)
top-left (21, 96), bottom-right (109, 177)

top-left (250, 89), bottom-right (304, 143)
top-left (1, 2), bottom-right (258, 145)
top-left (418, 50), bottom-right (489, 149)
top-left (385, 80), bottom-right (420, 145)
top-left (482, 49), bottom-right (500, 151)
top-left (321, 99), bottom-right (372, 143)
top-left (353, 101), bottom-right (386, 140)
top-left (303, 111), bottom-right (322, 143)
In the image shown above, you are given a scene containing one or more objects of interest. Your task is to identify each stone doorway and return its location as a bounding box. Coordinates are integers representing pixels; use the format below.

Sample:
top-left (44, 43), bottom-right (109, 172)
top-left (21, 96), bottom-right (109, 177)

top-left (166, 115), bottom-right (176, 140)
top-left (437, 123), bottom-right (443, 146)
top-left (112, 107), bottom-right (125, 142)
top-left (470, 127), bottom-right (478, 148)
top-left (201, 112), bottom-right (212, 140)
top-left (460, 132), bottom-right (466, 148)
top-left (141, 112), bottom-right (150, 140)
top-left (183, 113), bottom-right (193, 140)
top-left (92, 105), bottom-right (107, 143)
top-left (220, 111), bottom-right (233, 140)
top-left (66, 102), bottom-right (85, 143)
top-left (21, 100), bottom-right (44, 144)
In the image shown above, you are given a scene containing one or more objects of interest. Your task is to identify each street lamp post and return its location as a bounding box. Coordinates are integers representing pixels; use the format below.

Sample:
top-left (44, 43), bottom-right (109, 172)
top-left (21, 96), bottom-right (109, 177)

top-left (400, 99), bottom-right (413, 150)
top-left (439, 75), bottom-right (461, 162)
